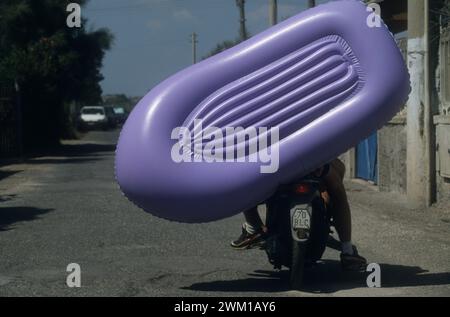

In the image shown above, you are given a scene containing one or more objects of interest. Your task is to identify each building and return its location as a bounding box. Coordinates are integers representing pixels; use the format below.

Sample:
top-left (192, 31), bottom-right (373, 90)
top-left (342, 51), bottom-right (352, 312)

top-left (340, 0), bottom-right (450, 207)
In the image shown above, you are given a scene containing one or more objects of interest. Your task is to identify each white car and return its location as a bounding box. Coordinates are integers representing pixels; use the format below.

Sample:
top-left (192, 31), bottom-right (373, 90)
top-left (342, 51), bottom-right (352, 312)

top-left (79, 106), bottom-right (108, 130)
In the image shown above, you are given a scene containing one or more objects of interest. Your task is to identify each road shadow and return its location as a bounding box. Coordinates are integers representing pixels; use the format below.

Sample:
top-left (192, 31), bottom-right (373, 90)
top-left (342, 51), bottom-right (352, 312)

top-left (22, 142), bottom-right (117, 160)
top-left (1, 131), bottom-right (118, 167)
top-left (183, 260), bottom-right (450, 294)
top-left (0, 194), bottom-right (17, 203)
top-left (0, 170), bottom-right (21, 181)
top-left (0, 206), bottom-right (53, 232)
top-left (23, 157), bottom-right (103, 165)
top-left (54, 143), bottom-right (117, 158)
top-left (0, 143), bottom-right (115, 168)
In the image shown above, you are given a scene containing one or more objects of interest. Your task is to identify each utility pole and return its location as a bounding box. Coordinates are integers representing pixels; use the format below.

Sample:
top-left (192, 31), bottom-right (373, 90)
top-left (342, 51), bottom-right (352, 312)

top-left (191, 32), bottom-right (198, 64)
top-left (269, 0), bottom-right (278, 26)
top-left (406, 0), bottom-right (434, 207)
top-left (236, 0), bottom-right (248, 41)
top-left (307, 0), bottom-right (315, 8)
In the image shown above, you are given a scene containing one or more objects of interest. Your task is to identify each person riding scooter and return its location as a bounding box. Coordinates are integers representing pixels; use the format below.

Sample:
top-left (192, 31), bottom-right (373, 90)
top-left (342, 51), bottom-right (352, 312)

top-left (231, 158), bottom-right (368, 271)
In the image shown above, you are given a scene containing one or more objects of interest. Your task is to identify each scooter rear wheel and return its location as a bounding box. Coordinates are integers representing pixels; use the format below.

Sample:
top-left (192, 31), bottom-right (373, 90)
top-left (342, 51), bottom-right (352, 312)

top-left (289, 240), bottom-right (308, 290)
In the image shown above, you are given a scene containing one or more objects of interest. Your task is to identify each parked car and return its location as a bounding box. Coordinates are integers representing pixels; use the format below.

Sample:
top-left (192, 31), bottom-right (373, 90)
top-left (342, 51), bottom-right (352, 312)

top-left (112, 106), bottom-right (128, 125)
top-left (78, 106), bottom-right (109, 131)
top-left (104, 106), bottom-right (118, 129)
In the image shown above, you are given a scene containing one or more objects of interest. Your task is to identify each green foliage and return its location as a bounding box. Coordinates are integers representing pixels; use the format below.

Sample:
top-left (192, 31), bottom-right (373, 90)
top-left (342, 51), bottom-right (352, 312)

top-left (203, 1), bottom-right (251, 60)
top-left (203, 38), bottom-right (243, 60)
top-left (0, 0), bottom-right (113, 148)
top-left (102, 94), bottom-right (137, 112)
top-left (440, 0), bottom-right (450, 25)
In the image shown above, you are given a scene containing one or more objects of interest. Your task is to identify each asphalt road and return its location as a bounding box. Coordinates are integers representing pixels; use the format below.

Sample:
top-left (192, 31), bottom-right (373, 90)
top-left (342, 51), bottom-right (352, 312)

top-left (0, 130), bottom-right (449, 296)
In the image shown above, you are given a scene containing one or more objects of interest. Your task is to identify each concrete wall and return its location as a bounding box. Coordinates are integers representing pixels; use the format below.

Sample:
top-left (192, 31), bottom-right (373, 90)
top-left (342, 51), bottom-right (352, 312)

top-left (436, 174), bottom-right (450, 204)
top-left (341, 117), bottom-right (450, 204)
top-left (339, 148), bottom-right (355, 180)
top-left (341, 2), bottom-right (449, 207)
top-left (377, 118), bottom-right (407, 194)
top-left (339, 117), bottom-right (407, 195)
top-left (435, 117), bottom-right (450, 204)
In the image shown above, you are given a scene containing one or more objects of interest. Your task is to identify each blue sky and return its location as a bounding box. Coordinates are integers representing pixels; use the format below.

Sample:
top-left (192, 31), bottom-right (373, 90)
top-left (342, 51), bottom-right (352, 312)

top-left (84, 0), bottom-right (328, 97)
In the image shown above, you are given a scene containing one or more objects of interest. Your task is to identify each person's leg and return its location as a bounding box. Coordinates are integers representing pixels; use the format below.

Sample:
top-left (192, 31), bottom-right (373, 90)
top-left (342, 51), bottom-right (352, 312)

top-left (324, 159), bottom-right (352, 244)
top-left (231, 206), bottom-right (266, 249)
top-left (323, 159), bottom-right (367, 270)
top-left (243, 207), bottom-right (265, 234)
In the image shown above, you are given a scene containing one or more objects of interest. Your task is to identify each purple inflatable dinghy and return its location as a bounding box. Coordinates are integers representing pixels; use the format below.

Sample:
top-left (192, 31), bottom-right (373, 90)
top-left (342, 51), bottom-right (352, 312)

top-left (115, 0), bottom-right (410, 223)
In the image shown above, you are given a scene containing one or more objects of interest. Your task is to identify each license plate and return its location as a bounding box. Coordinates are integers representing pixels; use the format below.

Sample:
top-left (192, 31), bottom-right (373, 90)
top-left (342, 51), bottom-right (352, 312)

top-left (292, 207), bottom-right (310, 229)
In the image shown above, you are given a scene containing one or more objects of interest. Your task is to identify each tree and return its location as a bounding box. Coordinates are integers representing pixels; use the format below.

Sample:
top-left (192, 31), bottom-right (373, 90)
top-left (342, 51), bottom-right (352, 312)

top-left (0, 0), bottom-right (113, 149)
top-left (438, 0), bottom-right (450, 26)
top-left (203, 38), bottom-right (243, 59)
top-left (204, 1), bottom-right (249, 59)
top-left (102, 94), bottom-right (136, 112)
top-left (307, 0), bottom-right (316, 9)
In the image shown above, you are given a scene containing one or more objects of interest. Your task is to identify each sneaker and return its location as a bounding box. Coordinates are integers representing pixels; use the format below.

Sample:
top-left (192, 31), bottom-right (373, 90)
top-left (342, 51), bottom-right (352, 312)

top-left (340, 246), bottom-right (367, 271)
top-left (230, 225), bottom-right (266, 250)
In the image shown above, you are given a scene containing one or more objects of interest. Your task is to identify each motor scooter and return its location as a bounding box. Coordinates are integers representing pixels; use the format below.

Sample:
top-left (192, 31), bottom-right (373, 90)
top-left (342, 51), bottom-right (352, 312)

top-left (263, 174), bottom-right (331, 289)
